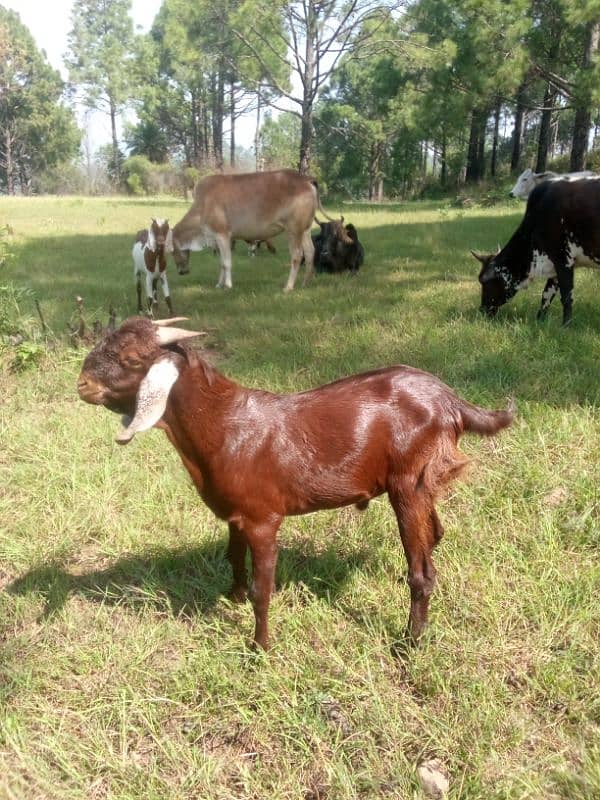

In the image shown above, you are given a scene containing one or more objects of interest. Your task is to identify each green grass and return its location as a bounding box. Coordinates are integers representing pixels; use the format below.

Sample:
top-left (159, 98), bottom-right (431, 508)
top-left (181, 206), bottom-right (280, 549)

top-left (1, 195), bottom-right (599, 799)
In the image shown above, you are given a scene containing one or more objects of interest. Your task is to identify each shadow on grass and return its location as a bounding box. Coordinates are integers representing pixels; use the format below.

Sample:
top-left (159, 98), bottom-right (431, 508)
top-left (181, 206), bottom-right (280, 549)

top-left (6, 540), bottom-right (371, 623)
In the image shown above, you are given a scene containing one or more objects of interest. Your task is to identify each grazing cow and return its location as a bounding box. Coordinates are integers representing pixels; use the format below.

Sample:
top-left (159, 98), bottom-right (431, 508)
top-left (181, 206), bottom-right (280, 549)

top-left (171, 170), bottom-right (334, 292)
top-left (133, 218), bottom-right (174, 316)
top-left (509, 167), bottom-right (595, 199)
top-left (313, 219), bottom-right (365, 274)
top-left (474, 177), bottom-right (600, 325)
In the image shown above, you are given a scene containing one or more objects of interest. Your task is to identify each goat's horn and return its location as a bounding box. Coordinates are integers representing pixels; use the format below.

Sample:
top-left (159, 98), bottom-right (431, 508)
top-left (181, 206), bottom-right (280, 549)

top-left (156, 326), bottom-right (207, 346)
top-left (152, 317), bottom-right (189, 326)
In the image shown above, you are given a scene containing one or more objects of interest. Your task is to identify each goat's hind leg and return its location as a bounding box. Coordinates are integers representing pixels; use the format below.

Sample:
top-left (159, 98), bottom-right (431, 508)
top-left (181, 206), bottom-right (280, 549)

top-left (136, 274), bottom-right (143, 313)
top-left (227, 522), bottom-right (249, 602)
top-left (388, 478), bottom-right (438, 644)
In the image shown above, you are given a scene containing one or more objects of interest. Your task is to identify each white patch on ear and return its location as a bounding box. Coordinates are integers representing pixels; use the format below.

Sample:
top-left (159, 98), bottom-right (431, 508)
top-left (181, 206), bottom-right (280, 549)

top-left (165, 228), bottom-right (173, 253)
top-left (115, 357), bottom-right (179, 444)
top-left (147, 225), bottom-right (157, 252)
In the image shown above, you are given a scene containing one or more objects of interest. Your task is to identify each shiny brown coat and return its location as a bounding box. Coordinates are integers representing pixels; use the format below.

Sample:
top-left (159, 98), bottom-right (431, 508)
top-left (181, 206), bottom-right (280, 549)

top-left (78, 318), bottom-right (513, 649)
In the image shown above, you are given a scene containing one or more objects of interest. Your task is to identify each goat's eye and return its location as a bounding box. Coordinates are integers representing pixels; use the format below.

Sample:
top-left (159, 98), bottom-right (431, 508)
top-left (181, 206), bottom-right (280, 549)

top-left (121, 355), bottom-right (144, 370)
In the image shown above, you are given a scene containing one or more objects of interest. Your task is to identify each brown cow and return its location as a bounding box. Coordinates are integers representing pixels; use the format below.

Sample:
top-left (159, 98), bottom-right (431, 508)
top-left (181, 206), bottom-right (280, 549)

top-left (171, 170), bottom-right (332, 292)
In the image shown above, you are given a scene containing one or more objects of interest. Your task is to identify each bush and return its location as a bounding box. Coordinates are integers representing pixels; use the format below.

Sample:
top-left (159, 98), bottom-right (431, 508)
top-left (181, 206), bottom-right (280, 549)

top-left (122, 155), bottom-right (154, 195)
top-left (31, 162), bottom-right (88, 195)
top-left (0, 224), bottom-right (13, 268)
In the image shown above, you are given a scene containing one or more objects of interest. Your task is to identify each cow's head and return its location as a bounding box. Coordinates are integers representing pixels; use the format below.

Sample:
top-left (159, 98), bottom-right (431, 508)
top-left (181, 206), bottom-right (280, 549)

top-left (318, 217), bottom-right (353, 260)
top-left (509, 168), bottom-right (534, 199)
top-left (171, 236), bottom-right (191, 275)
top-left (472, 249), bottom-right (517, 317)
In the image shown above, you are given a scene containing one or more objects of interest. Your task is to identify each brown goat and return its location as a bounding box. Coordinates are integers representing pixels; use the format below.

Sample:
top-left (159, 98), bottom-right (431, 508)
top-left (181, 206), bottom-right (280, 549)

top-left (77, 317), bottom-right (513, 650)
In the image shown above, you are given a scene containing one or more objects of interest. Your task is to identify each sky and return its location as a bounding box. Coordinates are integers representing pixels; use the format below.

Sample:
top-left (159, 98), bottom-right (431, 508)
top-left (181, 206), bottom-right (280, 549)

top-left (4, 0), bottom-right (259, 153)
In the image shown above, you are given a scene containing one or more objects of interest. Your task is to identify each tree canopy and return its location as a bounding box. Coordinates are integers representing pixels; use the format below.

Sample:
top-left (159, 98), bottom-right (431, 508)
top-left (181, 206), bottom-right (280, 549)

top-left (0, 6), bottom-right (80, 194)
top-left (2, 0), bottom-right (600, 196)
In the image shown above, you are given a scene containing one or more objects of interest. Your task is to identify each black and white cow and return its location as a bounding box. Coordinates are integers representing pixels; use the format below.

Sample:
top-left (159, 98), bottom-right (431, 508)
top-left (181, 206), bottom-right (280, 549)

top-left (509, 168), bottom-right (595, 199)
top-left (474, 177), bottom-right (600, 326)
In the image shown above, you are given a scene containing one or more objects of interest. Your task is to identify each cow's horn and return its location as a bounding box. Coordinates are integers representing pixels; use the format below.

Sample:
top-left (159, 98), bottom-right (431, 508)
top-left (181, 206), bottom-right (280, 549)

top-left (155, 326), bottom-right (207, 346)
top-left (471, 250), bottom-right (486, 263)
top-left (152, 317), bottom-right (189, 327)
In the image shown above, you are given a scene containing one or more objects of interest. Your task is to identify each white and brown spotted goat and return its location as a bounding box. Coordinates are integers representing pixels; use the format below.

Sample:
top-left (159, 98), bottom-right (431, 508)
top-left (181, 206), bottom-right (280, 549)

top-left (133, 218), bottom-right (174, 316)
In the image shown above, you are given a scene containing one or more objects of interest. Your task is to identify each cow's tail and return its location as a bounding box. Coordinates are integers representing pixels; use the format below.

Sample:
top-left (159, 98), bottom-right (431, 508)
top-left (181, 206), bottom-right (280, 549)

top-left (310, 179), bottom-right (336, 222)
top-left (458, 396), bottom-right (515, 436)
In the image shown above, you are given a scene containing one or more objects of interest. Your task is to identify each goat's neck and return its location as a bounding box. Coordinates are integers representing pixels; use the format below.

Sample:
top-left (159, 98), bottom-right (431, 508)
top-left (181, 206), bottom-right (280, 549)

top-left (163, 359), bottom-right (241, 459)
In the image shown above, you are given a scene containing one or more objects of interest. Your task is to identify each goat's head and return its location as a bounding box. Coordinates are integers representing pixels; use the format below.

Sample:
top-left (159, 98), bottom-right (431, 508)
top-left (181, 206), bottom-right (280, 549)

top-left (77, 316), bottom-right (205, 443)
top-left (148, 218), bottom-right (172, 253)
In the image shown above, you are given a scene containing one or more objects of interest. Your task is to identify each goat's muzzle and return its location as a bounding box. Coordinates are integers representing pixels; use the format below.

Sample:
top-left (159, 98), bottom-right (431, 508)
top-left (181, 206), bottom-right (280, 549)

top-left (77, 373), bottom-right (106, 404)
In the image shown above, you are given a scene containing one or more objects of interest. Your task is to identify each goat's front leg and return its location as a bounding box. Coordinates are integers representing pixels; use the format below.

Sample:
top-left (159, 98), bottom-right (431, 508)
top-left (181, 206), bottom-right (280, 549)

top-left (227, 522), bottom-right (248, 602)
top-left (145, 271), bottom-right (156, 316)
top-left (159, 272), bottom-right (174, 315)
top-left (388, 479), bottom-right (438, 644)
top-left (246, 517), bottom-right (282, 650)
top-left (136, 274), bottom-right (143, 313)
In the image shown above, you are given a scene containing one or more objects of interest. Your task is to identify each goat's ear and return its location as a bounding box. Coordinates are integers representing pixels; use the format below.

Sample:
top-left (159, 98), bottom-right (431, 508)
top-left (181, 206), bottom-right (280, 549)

top-left (115, 355), bottom-right (180, 445)
top-left (147, 225), bottom-right (157, 252)
top-left (165, 228), bottom-right (173, 253)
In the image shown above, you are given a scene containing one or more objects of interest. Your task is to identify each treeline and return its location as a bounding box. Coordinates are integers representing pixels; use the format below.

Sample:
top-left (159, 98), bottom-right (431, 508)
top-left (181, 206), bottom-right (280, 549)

top-left (1, 0), bottom-right (599, 199)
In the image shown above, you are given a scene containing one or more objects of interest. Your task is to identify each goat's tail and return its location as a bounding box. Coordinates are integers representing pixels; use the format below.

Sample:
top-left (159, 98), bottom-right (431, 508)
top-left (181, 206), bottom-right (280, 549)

top-left (310, 179), bottom-right (336, 222)
top-left (458, 397), bottom-right (515, 436)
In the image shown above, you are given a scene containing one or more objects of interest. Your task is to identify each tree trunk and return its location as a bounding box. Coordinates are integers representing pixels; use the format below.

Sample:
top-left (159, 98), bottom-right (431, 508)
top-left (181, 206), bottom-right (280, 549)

top-left (211, 70), bottom-right (225, 171)
top-left (536, 83), bottom-right (556, 172)
top-left (490, 100), bottom-right (501, 177)
top-left (230, 81), bottom-right (236, 168)
top-left (440, 130), bottom-right (447, 188)
top-left (570, 21), bottom-right (600, 170)
top-left (466, 109), bottom-right (486, 183)
top-left (298, 2), bottom-right (316, 174)
top-left (4, 126), bottom-right (15, 195)
top-left (109, 97), bottom-right (120, 182)
top-left (255, 86), bottom-right (261, 170)
top-left (299, 105), bottom-right (314, 175)
top-left (191, 90), bottom-right (200, 164)
top-left (510, 82), bottom-right (527, 173)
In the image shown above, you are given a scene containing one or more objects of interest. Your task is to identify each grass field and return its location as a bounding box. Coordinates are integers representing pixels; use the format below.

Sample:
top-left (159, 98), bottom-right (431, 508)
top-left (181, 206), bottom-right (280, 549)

top-left (1, 195), bottom-right (598, 800)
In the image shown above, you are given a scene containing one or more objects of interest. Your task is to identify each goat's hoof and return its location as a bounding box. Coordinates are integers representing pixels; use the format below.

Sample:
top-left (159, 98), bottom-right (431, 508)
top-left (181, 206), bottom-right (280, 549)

top-left (229, 587), bottom-right (248, 603)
